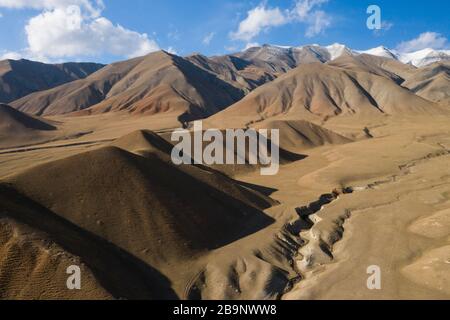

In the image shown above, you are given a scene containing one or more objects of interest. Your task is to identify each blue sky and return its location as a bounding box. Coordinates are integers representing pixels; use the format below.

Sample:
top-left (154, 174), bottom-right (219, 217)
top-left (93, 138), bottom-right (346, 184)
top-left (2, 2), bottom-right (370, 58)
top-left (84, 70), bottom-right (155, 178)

top-left (0, 0), bottom-right (448, 63)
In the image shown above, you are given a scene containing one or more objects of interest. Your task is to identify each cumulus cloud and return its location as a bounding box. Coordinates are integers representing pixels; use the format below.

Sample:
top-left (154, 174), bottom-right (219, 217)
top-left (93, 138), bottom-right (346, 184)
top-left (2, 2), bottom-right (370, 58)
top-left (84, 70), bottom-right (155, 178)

top-left (230, 0), bottom-right (330, 42)
top-left (25, 8), bottom-right (158, 59)
top-left (0, 0), bottom-right (159, 61)
top-left (396, 32), bottom-right (448, 53)
top-left (202, 32), bottom-right (215, 45)
top-left (230, 4), bottom-right (288, 42)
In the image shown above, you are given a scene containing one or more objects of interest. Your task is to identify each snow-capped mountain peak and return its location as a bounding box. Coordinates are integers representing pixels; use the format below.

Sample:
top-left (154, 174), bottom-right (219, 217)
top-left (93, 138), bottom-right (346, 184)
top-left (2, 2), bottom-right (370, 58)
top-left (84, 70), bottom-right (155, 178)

top-left (240, 43), bottom-right (450, 67)
top-left (325, 43), bottom-right (355, 60)
top-left (398, 48), bottom-right (450, 67)
top-left (356, 46), bottom-right (450, 67)
top-left (358, 46), bottom-right (399, 60)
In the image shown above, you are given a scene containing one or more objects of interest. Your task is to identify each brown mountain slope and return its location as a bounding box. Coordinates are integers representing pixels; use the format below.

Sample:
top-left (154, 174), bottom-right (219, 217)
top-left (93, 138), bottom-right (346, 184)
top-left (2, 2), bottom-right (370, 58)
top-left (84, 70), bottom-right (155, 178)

top-left (0, 104), bottom-right (57, 148)
top-left (82, 51), bottom-right (244, 122)
top-left (0, 59), bottom-right (103, 103)
top-left (253, 120), bottom-right (352, 151)
top-left (328, 54), bottom-right (416, 84)
top-left (0, 216), bottom-right (113, 300)
top-left (4, 144), bottom-right (274, 271)
top-left (207, 63), bottom-right (443, 128)
top-left (187, 45), bottom-right (355, 93)
top-left (11, 51), bottom-right (245, 123)
top-left (234, 45), bottom-right (334, 72)
top-left (186, 54), bottom-right (277, 93)
top-left (10, 55), bottom-right (146, 116)
top-left (0, 103), bottom-right (55, 135)
top-left (111, 129), bottom-right (278, 208)
top-left (115, 129), bottom-right (302, 189)
top-left (111, 129), bottom-right (175, 156)
top-left (0, 184), bottom-right (177, 300)
top-left (403, 62), bottom-right (450, 105)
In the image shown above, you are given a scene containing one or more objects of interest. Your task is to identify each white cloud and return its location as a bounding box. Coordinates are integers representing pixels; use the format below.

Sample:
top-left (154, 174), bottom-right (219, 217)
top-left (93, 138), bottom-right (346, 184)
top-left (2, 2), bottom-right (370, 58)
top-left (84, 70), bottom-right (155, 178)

top-left (396, 32), bottom-right (448, 53)
top-left (230, 0), bottom-right (331, 42)
top-left (305, 10), bottom-right (330, 38)
top-left (230, 4), bottom-right (288, 42)
top-left (0, 0), bottom-right (160, 61)
top-left (25, 8), bottom-right (158, 59)
top-left (202, 32), bottom-right (215, 45)
top-left (291, 0), bottom-right (327, 20)
top-left (292, 0), bottom-right (330, 37)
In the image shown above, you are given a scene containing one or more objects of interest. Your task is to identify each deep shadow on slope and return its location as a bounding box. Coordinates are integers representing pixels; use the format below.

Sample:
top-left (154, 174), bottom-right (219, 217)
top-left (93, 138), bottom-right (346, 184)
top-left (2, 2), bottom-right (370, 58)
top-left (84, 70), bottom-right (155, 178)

top-left (170, 54), bottom-right (245, 124)
top-left (6, 146), bottom-right (275, 265)
top-left (158, 129), bottom-right (307, 177)
top-left (0, 104), bottom-right (56, 132)
top-left (112, 129), bottom-right (284, 205)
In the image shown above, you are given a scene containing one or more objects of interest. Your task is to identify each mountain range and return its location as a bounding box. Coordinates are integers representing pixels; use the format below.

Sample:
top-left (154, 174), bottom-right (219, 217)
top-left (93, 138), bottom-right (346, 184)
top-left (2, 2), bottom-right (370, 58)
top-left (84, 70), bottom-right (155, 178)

top-left (237, 43), bottom-right (450, 68)
top-left (0, 42), bottom-right (448, 130)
